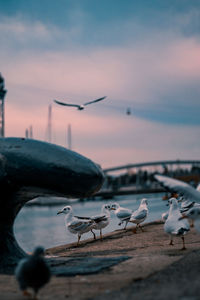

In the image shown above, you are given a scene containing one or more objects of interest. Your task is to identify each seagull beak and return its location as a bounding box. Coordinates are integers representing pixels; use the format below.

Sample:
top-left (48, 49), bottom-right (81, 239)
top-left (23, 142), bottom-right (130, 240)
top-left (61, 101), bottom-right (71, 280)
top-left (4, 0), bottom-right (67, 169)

top-left (110, 208), bottom-right (116, 210)
top-left (57, 211), bottom-right (63, 215)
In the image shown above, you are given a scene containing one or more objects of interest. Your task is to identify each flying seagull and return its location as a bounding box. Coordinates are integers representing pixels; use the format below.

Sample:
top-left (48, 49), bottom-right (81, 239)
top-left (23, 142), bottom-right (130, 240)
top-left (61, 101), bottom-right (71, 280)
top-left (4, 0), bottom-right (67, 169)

top-left (155, 174), bottom-right (200, 231)
top-left (154, 174), bottom-right (200, 203)
top-left (54, 96), bottom-right (107, 110)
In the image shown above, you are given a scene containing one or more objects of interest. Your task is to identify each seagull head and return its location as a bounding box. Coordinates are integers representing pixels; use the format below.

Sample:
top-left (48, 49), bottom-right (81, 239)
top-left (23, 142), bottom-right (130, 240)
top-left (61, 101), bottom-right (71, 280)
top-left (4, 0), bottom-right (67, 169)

top-left (103, 204), bottom-right (111, 210)
top-left (102, 204), bottom-right (111, 212)
top-left (110, 203), bottom-right (120, 210)
top-left (78, 105), bottom-right (84, 110)
top-left (141, 198), bottom-right (148, 206)
top-left (33, 246), bottom-right (45, 257)
top-left (168, 197), bottom-right (179, 209)
top-left (57, 205), bottom-right (72, 215)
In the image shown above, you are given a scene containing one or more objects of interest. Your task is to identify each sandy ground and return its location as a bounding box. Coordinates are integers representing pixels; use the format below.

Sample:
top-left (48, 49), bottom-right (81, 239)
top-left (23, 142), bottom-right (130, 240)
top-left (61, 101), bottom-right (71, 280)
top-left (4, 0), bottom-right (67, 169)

top-left (0, 220), bottom-right (200, 299)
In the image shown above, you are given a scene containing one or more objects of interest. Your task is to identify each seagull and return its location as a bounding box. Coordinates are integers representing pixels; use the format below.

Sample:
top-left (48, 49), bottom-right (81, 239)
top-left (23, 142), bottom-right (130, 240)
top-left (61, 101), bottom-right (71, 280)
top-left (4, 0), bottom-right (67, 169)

top-left (162, 211), bottom-right (169, 223)
top-left (180, 198), bottom-right (200, 214)
top-left (162, 197), bottom-right (185, 223)
top-left (155, 174), bottom-right (200, 227)
top-left (57, 205), bottom-right (94, 245)
top-left (54, 96), bottom-right (107, 110)
top-left (126, 107), bottom-right (131, 115)
top-left (110, 203), bottom-right (132, 230)
top-left (179, 206), bottom-right (200, 233)
top-left (154, 174), bottom-right (200, 203)
top-left (15, 246), bottom-right (51, 299)
top-left (75, 204), bottom-right (111, 240)
top-left (164, 198), bottom-right (190, 250)
top-left (129, 198), bottom-right (148, 233)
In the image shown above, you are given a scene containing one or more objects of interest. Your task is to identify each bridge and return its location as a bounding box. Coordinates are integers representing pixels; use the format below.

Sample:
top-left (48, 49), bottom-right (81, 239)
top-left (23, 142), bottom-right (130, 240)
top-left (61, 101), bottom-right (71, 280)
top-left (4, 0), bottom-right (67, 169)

top-left (90, 159), bottom-right (200, 199)
top-left (103, 159), bottom-right (200, 173)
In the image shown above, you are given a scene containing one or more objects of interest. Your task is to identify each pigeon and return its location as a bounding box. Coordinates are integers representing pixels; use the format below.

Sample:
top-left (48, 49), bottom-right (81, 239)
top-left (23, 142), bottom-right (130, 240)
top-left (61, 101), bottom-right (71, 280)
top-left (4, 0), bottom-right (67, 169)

top-left (54, 96), bottom-right (106, 110)
top-left (57, 205), bottom-right (94, 245)
top-left (164, 198), bottom-right (190, 250)
top-left (129, 198), bottom-right (148, 233)
top-left (75, 204), bottom-right (111, 240)
top-left (15, 246), bottom-right (51, 299)
top-left (110, 202), bottom-right (132, 230)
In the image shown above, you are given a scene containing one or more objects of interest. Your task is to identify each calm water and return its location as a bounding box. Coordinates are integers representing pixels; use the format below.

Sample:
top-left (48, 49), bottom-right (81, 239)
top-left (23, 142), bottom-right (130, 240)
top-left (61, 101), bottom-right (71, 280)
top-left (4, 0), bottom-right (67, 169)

top-left (14, 192), bottom-right (167, 252)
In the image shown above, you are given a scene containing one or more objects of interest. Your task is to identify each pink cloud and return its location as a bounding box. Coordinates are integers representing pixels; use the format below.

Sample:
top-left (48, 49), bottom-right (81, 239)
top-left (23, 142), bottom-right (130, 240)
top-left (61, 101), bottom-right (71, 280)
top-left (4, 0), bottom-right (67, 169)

top-left (2, 32), bottom-right (200, 168)
top-left (5, 100), bottom-right (200, 169)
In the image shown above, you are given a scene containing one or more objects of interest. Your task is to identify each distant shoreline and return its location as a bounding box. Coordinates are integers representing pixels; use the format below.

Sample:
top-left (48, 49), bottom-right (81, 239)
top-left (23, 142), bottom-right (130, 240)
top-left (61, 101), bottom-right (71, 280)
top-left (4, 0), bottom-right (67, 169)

top-left (25, 188), bottom-right (165, 207)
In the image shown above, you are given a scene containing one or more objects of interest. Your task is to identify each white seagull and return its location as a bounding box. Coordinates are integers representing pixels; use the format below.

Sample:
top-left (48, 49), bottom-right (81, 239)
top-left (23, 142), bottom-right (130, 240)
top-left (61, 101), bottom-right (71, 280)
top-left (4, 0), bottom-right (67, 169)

top-left (75, 204), bottom-right (111, 240)
top-left (110, 203), bottom-right (132, 230)
top-left (57, 206), bottom-right (94, 245)
top-left (162, 211), bottom-right (169, 223)
top-left (162, 198), bottom-right (177, 223)
top-left (179, 198), bottom-right (200, 227)
top-left (54, 96), bottom-right (107, 110)
top-left (164, 198), bottom-right (190, 250)
top-left (155, 174), bottom-right (200, 228)
top-left (154, 174), bottom-right (200, 203)
top-left (180, 206), bottom-right (200, 233)
top-left (129, 198), bottom-right (148, 232)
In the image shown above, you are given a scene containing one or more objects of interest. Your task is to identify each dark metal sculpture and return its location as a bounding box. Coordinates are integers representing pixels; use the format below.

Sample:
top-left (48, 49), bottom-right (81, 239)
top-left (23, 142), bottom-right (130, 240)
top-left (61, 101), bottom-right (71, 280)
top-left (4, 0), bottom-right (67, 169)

top-left (0, 137), bottom-right (104, 273)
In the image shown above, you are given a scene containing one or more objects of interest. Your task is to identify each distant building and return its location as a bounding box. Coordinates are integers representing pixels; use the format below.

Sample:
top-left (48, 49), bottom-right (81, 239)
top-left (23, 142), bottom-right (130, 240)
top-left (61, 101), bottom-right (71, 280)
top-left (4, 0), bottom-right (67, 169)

top-left (0, 73), bottom-right (5, 91)
top-left (0, 73), bottom-right (7, 137)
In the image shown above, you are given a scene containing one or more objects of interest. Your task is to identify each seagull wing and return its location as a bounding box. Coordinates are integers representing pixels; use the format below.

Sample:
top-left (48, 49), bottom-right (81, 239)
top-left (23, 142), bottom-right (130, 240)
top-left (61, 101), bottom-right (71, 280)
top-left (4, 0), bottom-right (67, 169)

top-left (75, 214), bottom-right (107, 223)
top-left (196, 183), bottom-right (200, 192)
top-left (54, 99), bottom-right (80, 108)
top-left (84, 96), bottom-right (106, 106)
top-left (131, 209), bottom-right (147, 221)
top-left (155, 174), bottom-right (200, 203)
top-left (68, 219), bottom-right (92, 232)
top-left (92, 214), bottom-right (107, 223)
top-left (116, 208), bottom-right (132, 220)
top-left (74, 215), bottom-right (91, 220)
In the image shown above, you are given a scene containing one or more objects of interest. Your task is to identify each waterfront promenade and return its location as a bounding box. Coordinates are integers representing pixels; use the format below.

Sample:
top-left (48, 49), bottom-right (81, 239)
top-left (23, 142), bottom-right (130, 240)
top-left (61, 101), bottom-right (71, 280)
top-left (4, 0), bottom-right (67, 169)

top-left (1, 220), bottom-right (200, 299)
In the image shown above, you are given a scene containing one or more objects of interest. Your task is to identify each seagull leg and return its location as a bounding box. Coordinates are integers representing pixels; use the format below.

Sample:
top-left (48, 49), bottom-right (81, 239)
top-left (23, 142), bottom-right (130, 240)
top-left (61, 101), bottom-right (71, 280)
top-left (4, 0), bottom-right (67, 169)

top-left (91, 229), bottom-right (96, 240)
top-left (100, 229), bottom-right (103, 240)
top-left (23, 290), bottom-right (32, 297)
top-left (132, 226), bottom-right (137, 234)
top-left (124, 221), bottom-right (128, 230)
top-left (169, 237), bottom-right (174, 246)
top-left (77, 234), bottom-right (81, 246)
top-left (181, 236), bottom-right (186, 250)
top-left (190, 220), bottom-right (194, 228)
top-left (139, 224), bottom-right (144, 232)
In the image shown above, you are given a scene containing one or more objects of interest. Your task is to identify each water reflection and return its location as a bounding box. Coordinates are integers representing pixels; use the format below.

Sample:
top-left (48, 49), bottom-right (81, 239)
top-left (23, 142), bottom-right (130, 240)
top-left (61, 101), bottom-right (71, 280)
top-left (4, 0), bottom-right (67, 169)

top-left (14, 193), bottom-right (166, 252)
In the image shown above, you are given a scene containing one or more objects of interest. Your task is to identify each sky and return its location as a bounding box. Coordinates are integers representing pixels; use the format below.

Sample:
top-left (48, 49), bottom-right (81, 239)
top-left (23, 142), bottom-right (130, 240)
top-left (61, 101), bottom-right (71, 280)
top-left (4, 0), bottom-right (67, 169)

top-left (0, 0), bottom-right (200, 169)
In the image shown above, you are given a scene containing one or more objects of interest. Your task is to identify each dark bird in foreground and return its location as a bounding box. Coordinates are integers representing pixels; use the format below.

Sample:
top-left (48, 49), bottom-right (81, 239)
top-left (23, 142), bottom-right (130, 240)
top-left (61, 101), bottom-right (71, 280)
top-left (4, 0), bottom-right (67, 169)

top-left (15, 246), bottom-right (51, 299)
top-left (54, 96), bottom-right (107, 110)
